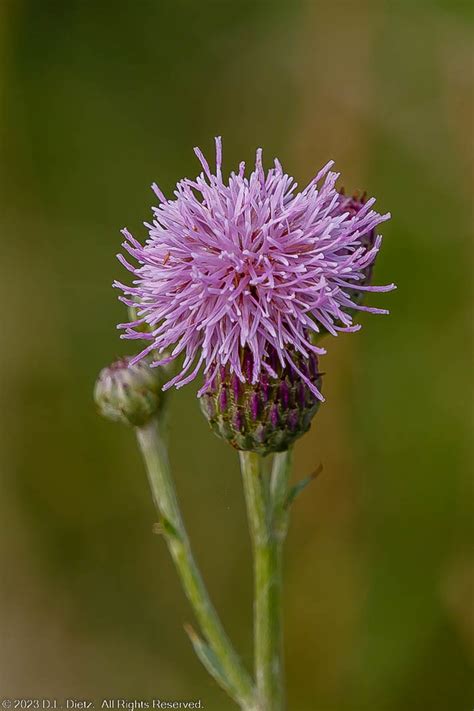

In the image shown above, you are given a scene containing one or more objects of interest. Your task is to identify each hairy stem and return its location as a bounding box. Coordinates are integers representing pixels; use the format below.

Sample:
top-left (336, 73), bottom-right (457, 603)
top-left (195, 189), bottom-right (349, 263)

top-left (136, 417), bottom-right (255, 709)
top-left (240, 450), bottom-right (293, 711)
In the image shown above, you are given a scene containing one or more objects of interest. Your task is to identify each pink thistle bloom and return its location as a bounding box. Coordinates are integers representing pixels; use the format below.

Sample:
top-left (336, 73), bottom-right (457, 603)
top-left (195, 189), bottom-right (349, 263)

top-left (115, 138), bottom-right (394, 400)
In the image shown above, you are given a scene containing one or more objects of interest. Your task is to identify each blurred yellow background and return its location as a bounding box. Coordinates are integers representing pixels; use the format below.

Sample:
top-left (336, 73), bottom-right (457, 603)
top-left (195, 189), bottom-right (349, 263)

top-left (0, 1), bottom-right (472, 709)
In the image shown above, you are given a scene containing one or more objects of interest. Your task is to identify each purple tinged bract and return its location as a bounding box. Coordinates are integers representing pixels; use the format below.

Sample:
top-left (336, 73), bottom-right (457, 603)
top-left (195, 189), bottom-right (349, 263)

top-left (115, 138), bottom-right (394, 400)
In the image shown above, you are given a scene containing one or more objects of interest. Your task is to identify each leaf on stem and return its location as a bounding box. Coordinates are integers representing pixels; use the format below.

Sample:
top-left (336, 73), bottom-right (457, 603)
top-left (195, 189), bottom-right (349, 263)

top-left (284, 463), bottom-right (323, 509)
top-left (184, 624), bottom-right (239, 700)
top-left (152, 517), bottom-right (181, 541)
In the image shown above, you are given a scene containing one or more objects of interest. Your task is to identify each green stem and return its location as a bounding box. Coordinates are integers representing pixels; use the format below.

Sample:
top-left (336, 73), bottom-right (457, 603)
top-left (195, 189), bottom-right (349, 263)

top-left (240, 450), bottom-right (293, 711)
top-left (271, 450), bottom-right (293, 544)
top-left (136, 417), bottom-right (255, 709)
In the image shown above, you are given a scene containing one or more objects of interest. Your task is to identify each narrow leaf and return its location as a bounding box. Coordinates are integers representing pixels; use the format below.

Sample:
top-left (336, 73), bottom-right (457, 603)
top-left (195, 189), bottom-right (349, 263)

top-left (160, 516), bottom-right (181, 541)
top-left (285, 463), bottom-right (323, 509)
top-left (184, 624), bottom-right (239, 700)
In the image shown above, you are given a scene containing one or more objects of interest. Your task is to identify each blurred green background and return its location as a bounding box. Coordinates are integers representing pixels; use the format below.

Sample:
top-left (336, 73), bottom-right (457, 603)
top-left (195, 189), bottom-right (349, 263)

top-left (0, 1), bottom-right (472, 709)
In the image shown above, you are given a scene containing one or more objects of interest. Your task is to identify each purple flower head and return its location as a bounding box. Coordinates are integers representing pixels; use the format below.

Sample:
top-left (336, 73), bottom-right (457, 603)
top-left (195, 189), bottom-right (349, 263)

top-left (115, 138), bottom-right (394, 400)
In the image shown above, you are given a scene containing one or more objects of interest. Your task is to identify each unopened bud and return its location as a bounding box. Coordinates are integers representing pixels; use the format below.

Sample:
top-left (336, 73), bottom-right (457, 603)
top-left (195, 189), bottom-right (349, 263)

top-left (94, 355), bottom-right (168, 427)
top-left (339, 191), bottom-right (377, 306)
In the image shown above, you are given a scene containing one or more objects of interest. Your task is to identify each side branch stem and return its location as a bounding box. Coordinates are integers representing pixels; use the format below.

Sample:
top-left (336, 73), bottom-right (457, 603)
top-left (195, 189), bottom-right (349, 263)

top-left (137, 417), bottom-right (255, 709)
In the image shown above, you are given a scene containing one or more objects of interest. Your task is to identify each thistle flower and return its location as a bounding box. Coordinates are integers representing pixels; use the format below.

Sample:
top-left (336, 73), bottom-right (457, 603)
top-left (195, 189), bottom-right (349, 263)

top-left (115, 138), bottom-right (394, 403)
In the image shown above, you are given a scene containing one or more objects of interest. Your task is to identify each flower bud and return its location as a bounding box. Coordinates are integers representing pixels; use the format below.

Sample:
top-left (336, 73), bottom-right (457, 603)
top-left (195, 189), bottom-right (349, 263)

top-left (310, 191), bottom-right (378, 346)
top-left (199, 350), bottom-right (322, 455)
top-left (339, 191), bottom-right (377, 306)
top-left (94, 355), bottom-right (168, 427)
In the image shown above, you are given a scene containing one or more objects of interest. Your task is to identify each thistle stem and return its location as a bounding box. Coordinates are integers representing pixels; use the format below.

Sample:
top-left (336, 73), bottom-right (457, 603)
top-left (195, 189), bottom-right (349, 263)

top-left (270, 450), bottom-right (293, 545)
top-left (136, 416), bottom-right (255, 709)
top-left (240, 450), bottom-right (293, 711)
